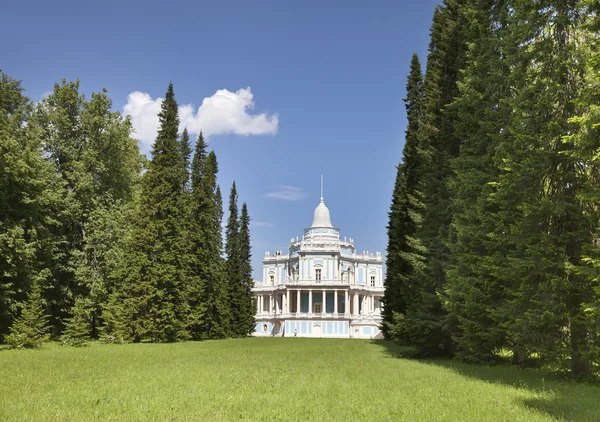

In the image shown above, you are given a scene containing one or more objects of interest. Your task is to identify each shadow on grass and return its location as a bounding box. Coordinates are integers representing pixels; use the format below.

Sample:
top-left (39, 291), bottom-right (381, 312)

top-left (372, 340), bottom-right (600, 422)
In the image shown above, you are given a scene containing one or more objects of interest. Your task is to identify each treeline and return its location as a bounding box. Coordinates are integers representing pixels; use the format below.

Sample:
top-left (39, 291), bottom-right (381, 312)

top-left (383, 0), bottom-right (600, 377)
top-left (0, 74), bottom-right (255, 347)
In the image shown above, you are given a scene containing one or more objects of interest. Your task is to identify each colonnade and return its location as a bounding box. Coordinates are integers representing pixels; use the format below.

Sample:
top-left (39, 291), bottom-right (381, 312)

top-left (255, 289), bottom-right (380, 317)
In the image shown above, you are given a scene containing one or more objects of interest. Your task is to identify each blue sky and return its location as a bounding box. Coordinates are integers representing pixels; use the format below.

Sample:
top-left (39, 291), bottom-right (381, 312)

top-left (2, 0), bottom-right (439, 279)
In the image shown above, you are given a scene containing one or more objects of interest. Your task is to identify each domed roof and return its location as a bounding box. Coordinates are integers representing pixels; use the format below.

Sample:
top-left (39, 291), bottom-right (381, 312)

top-left (311, 197), bottom-right (333, 228)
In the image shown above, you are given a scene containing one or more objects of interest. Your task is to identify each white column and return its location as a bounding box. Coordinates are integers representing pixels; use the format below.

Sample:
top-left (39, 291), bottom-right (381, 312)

top-left (334, 290), bottom-right (338, 315)
top-left (344, 290), bottom-right (349, 314)
top-left (353, 293), bottom-right (358, 316)
top-left (323, 290), bottom-right (327, 315)
top-left (297, 290), bottom-right (301, 313)
top-left (309, 290), bottom-right (313, 314)
top-left (271, 294), bottom-right (275, 314)
top-left (286, 290), bottom-right (290, 313)
top-left (275, 293), bottom-right (280, 314)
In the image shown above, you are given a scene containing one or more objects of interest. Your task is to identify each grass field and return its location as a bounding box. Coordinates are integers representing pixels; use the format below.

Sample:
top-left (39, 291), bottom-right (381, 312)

top-left (1, 338), bottom-right (598, 421)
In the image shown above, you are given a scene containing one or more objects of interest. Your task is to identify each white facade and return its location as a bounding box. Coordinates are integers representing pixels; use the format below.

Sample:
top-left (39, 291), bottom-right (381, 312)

top-left (252, 193), bottom-right (384, 339)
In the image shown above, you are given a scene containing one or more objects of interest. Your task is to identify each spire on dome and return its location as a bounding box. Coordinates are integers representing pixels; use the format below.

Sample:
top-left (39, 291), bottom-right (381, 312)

top-left (321, 175), bottom-right (324, 201)
top-left (311, 175), bottom-right (333, 227)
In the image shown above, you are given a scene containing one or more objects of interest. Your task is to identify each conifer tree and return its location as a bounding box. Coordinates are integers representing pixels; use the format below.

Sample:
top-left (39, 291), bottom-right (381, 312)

top-left (187, 132), bottom-right (209, 339)
top-left (235, 202), bottom-right (255, 336)
top-left (490, 0), bottom-right (598, 374)
top-left (188, 134), bottom-right (230, 339)
top-left (5, 283), bottom-right (50, 348)
top-left (225, 182), bottom-right (243, 335)
top-left (179, 127), bottom-right (192, 190)
top-left (197, 153), bottom-right (230, 338)
top-left (394, 0), bottom-right (469, 356)
top-left (382, 53), bottom-right (426, 338)
top-left (444, 0), bottom-right (512, 363)
top-left (60, 298), bottom-right (91, 346)
top-left (105, 83), bottom-right (188, 342)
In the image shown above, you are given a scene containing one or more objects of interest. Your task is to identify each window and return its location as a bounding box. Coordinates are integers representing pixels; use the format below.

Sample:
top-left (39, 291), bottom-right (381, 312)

top-left (370, 276), bottom-right (376, 287)
top-left (315, 269), bottom-right (322, 281)
top-left (270, 275), bottom-right (274, 285)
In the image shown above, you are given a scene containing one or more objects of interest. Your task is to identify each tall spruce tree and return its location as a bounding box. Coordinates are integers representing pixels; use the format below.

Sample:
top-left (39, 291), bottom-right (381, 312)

top-left (104, 83), bottom-right (188, 342)
top-left (225, 182), bottom-right (243, 335)
top-left (179, 128), bottom-right (192, 190)
top-left (188, 140), bottom-right (230, 339)
top-left (4, 282), bottom-right (50, 348)
top-left (382, 53), bottom-right (426, 338)
top-left (443, 0), bottom-right (512, 363)
top-left (395, 0), bottom-right (470, 356)
top-left (491, 0), bottom-right (597, 374)
top-left (237, 203), bottom-right (255, 336)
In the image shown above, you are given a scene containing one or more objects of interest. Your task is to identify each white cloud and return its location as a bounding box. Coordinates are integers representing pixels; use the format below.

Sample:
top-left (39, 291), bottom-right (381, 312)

top-left (265, 185), bottom-right (308, 201)
top-left (254, 221), bottom-right (274, 228)
top-left (123, 87), bottom-right (278, 148)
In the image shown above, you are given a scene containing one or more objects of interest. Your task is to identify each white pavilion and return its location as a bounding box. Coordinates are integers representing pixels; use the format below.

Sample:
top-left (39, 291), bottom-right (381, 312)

top-left (252, 185), bottom-right (384, 338)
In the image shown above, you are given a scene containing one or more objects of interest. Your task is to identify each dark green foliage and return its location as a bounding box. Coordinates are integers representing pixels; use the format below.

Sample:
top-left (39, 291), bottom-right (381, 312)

top-left (489, 0), bottom-right (598, 375)
top-left (394, 0), bottom-right (470, 357)
top-left (179, 127), bottom-right (192, 190)
top-left (187, 132), bottom-right (230, 339)
top-left (0, 72), bottom-right (64, 340)
top-left (105, 83), bottom-right (189, 342)
top-left (60, 298), bottom-right (91, 346)
top-left (36, 80), bottom-right (139, 337)
top-left (237, 203), bottom-right (256, 336)
top-left (386, 0), bottom-right (600, 376)
top-left (444, 0), bottom-right (512, 363)
top-left (382, 53), bottom-right (426, 338)
top-left (225, 182), bottom-right (243, 336)
top-left (4, 283), bottom-right (50, 348)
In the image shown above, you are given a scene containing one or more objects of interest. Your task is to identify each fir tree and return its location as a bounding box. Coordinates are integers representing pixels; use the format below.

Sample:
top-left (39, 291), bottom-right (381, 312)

top-left (188, 135), bottom-right (230, 339)
top-left (105, 83), bottom-right (189, 342)
top-left (491, 0), bottom-right (597, 374)
top-left (198, 153), bottom-right (231, 338)
top-left (395, 0), bottom-right (470, 356)
top-left (5, 283), bottom-right (50, 348)
top-left (60, 298), bottom-right (91, 346)
top-left (443, 0), bottom-right (512, 363)
top-left (382, 53), bottom-right (426, 338)
top-left (225, 182), bottom-right (242, 335)
top-left (179, 127), bottom-right (192, 190)
top-left (237, 203), bottom-right (255, 336)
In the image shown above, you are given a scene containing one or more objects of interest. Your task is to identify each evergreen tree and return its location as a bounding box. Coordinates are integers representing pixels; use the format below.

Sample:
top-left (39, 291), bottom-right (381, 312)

top-left (382, 53), bottom-right (426, 338)
top-left (105, 83), bottom-right (189, 342)
top-left (394, 0), bottom-right (470, 356)
top-left (179, 127), bottom-right (192, 190)
top-left (237, 202), bottom-right (255, 336)
top-left (444, 0), bottom-right (512, 363)
top-left (188, 133), bottom-right (230, 339)
top-left (60, 298), bottom-right (91, 346)
top-left (199, 153), bottom-right (230, 338)
top-left (225, 182), bottom-right (243, 335)
top-left (491, 0), bottom-right (598, 374)
top-left (4, 282), bottom-right (50, 348)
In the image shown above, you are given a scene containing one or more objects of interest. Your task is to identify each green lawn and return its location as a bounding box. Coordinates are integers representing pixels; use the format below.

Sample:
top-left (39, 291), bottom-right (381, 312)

top-left (1, 338), bottom-right (598, 421)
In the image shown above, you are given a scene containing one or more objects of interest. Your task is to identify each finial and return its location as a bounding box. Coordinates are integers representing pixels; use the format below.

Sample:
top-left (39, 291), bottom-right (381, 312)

top-left (320, 175), bottom-right (324, 201)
